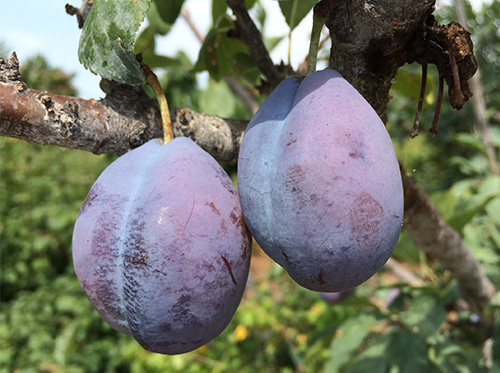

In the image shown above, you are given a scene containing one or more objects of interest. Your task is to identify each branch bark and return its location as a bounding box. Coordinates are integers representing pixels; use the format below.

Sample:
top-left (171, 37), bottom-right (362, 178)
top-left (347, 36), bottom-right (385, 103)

top-left (0, 53), bottom-right (246, 163)
top-left (225, 0), bottom-right (286, 91)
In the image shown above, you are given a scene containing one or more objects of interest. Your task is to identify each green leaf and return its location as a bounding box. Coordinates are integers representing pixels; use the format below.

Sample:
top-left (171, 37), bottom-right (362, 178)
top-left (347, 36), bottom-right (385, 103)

top-left (78, 0), bottom-right (152, 85)
top-left (325, 313), bottom-right (379, 372)
top-left (134, 26), bottom-right (184, 69)
top-left (146, 1), bottom-right (172, 35)
top-left (264, 35), bottom-right (286, 52)
top-left (245, 0), bottom-right (258, 10)
top-left (193, 15), bottom-right (260, 84)
top-left (399, 293), bottom-right (446, 339)
top-left (452, 133), bottom-right (487, 154)
top-left (343, 342), bottom-right (387, 373)
top-left (154, 0), bottom-right (185, 25)
top-left (198, 79), bottom-right (237, 118)
top-left (278, 0), bottom-right (318, 31)
top-left (212, 0), bottom-right (228, 24)
top-left (387, 331), bottom-right (433, 372)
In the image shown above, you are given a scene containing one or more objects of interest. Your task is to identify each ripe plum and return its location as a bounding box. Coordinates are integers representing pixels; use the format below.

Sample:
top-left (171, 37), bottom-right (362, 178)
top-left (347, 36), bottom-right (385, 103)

top-left (237, 69), bottom-right (403, 292)
top-left (72, 137), bottom-right (251, 355)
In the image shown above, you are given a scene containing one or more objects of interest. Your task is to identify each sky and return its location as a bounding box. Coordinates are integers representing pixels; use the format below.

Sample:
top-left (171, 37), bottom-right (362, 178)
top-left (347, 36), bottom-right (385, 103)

top-left (0, 0), bottom-right (489, 99)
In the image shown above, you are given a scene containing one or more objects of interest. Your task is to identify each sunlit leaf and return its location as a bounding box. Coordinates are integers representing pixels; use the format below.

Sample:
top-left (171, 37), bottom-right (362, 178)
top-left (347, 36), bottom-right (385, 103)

top-left (212, 0), bottom-right (228, 24)
top-left (278, 0), bottom-right (318, 31)
top-left (154, 0), bottom-right (185, 25)
top-left (325, 313), bottom-right (379, 372)
top-left (78, 0), bottom-right (152, 85)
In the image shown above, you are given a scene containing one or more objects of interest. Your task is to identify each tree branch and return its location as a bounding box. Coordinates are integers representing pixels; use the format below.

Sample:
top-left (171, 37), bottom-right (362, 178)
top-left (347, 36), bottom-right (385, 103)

top-left (180, 7), bottom-right (259, 114)
top-left (0, 53), bottom-right (246, 163)
top-left (225, 0), bottom-right (286, 91)
top-left (402, 168), bottom-right (496, 321)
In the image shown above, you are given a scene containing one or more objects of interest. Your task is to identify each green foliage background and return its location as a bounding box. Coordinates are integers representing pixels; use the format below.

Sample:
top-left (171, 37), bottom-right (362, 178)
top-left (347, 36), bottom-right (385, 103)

top-left (1, 2), bottom-right (499, 372)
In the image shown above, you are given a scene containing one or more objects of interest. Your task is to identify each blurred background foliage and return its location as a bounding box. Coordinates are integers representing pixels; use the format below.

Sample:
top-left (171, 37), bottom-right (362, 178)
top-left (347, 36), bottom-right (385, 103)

top-left (1, 1), bottom-right (499, 372)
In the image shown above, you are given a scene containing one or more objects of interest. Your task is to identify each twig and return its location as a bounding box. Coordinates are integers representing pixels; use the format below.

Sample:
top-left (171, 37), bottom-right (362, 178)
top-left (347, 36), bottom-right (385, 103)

top-left (137, 55), bottom-right (173, 144)
top-left (307, 0), bottom-right (335, 75)
top-left (384, 258), bottom-right (423, 285)
top-left (410, 63), bottom-right (427, 138)
top-left (65, 1), bottom-right (94, 28)
top-left (430, 74), bottom-right (444, 136)
top-left (0, 53), bottom-right (247, 163)
top-left (225, 0), bottom-right (285, 90)
top-left (180, 7), bottom-right (259, 114)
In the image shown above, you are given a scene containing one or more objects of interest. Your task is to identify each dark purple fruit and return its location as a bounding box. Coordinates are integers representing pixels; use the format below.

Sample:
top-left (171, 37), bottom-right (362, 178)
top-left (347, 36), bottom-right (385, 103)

top-left (72, 137), bottom-right (251, 355)
top-left (237, 69), bottom-right (403, 292)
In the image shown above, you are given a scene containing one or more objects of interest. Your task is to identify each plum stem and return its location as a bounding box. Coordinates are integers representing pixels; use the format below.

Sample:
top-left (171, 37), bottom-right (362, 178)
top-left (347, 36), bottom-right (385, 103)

top-left (410, 63), bottom-right (428, 138)
top-left (137, 54), bottom-right (173, 144)
top-left (307, 1), bottom-right (332, 75)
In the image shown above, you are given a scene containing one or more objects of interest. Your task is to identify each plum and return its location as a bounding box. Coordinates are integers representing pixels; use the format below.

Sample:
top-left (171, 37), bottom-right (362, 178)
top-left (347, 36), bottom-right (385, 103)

top-left (237, 69), bottom-right (403, 292)
top-left (72, 137), bottom-right (251, 355)
top-left (320, 288), bottom-right (355, 305)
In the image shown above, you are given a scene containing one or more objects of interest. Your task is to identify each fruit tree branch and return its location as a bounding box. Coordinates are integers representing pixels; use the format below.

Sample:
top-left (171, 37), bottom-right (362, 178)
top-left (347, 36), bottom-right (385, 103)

top-left (225, 0), bottom-right (286, 91)
top-left (0, 53), bottom-right (247, 163)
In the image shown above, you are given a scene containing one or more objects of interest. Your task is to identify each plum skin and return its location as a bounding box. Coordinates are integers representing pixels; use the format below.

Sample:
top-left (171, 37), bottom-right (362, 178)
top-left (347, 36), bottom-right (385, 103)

top-left (72, 137), bottom-right (251, 355)
top-left (237, 69), bottom-right (403, 292)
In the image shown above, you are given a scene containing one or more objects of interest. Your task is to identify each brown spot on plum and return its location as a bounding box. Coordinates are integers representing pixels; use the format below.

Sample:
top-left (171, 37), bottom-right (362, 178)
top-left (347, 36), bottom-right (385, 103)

top-left (220, 219), bottom-right (228, 234)
top-left (229, 210), bottom-right (238, 225)
top-left (221, 255), bottom-right (237, 285)
top-left (206, 202), bottom-right (221, 215)
top-left (214, 166), bottom-right (236, 195)
top-left (240, 240), bottom-right (249, 260)
top-left (281, 250), bottom-right (298, 267)
top-left (348, 146), bottom-right (366, 159)
top-left (229, 209), bottom-right (245, 230)
top-left (284, 164), bottom-right (306, 193)
top-left (317, 267), bottom-right (326, 285)
top-left (79, 184), bottom-right (101, 215)
top-left (349, 192), bottom-right (383, 247)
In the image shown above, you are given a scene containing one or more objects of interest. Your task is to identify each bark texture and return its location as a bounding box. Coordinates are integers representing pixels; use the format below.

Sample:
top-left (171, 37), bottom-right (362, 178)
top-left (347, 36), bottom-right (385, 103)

top-left (0, 54), bottom-right (246, 163)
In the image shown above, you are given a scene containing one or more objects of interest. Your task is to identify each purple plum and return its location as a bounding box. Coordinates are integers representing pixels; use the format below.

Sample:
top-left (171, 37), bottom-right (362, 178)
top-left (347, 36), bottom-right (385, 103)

top-left (320, 288), bottom-right (355, 304)
top-left (237, 69), bottom-right (403, 292)
top-left (72, 137), bottom-right (251, 355)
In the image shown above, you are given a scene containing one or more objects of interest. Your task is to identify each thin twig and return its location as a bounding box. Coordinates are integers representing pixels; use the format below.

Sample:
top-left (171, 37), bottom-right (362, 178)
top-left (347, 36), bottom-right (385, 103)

top-left (430, 75), bottom-right (443, 136)
top-left (410, 63), bottom-right (428, 138)
top-left (180, 7), bottom-right (259, 114)
top-left (225, 0), bottom-right (285, 90)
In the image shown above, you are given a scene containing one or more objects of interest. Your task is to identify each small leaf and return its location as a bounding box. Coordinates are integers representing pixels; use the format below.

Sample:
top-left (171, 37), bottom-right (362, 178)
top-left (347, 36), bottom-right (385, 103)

top-left (147, 1), bottom-right (172, 35)
top-left (154, 0), bottom-right (185, 25)
top-left (193, 15), bottom-right (259, 84)
top-left (278, 0), bottom-right (318, 31)
top-left (212, 0), bottom-right (228, 24)
top-left (264, 35), bottom-right (286, 52)
top-left (78, 0), bottom-right (152, 85)
top-left (399, 293), bottom-right (446, 339)
top-left (325, 313), bottom-right (379, 372)
top-left (387, 331), bottom-right (432, 371)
